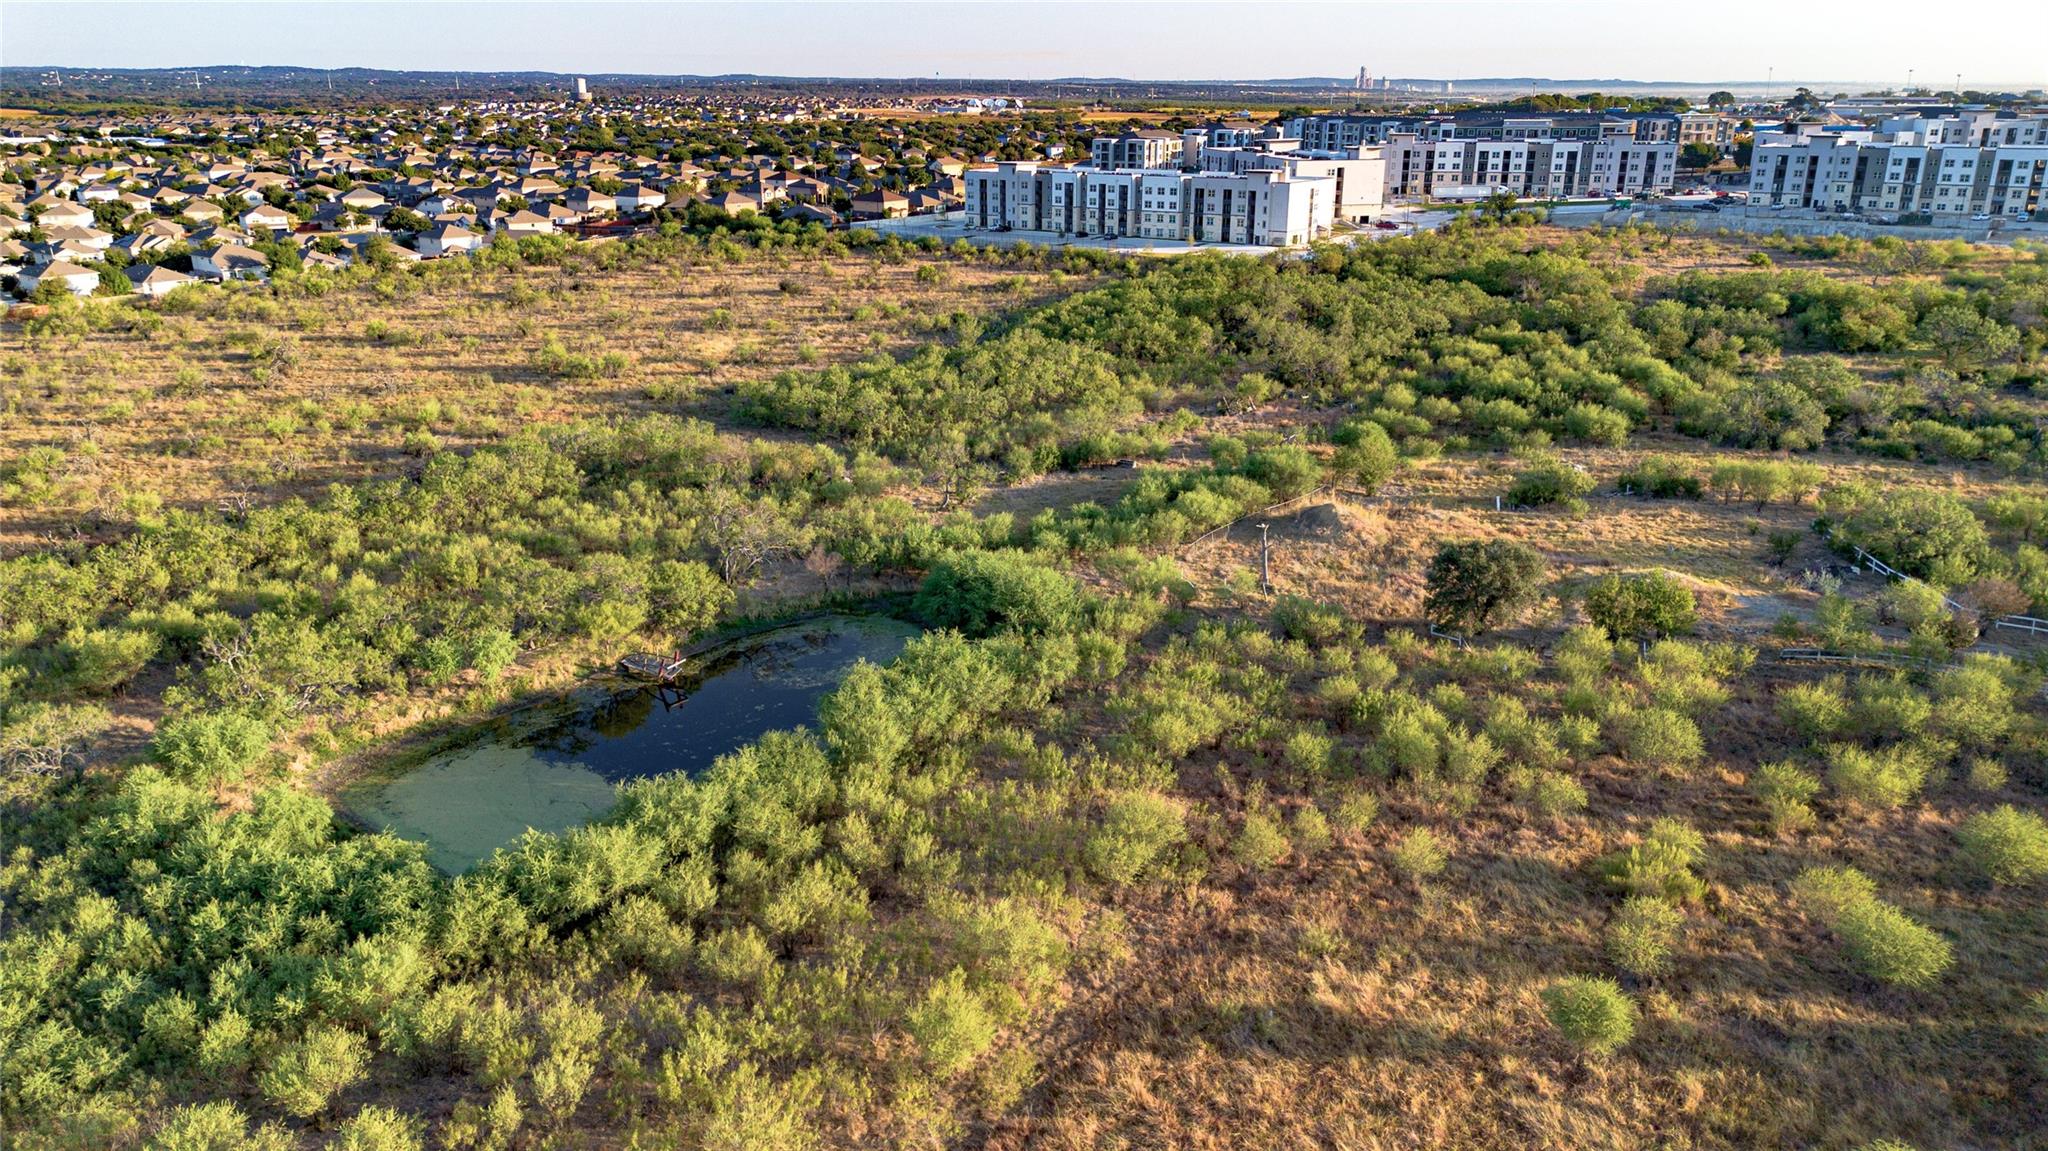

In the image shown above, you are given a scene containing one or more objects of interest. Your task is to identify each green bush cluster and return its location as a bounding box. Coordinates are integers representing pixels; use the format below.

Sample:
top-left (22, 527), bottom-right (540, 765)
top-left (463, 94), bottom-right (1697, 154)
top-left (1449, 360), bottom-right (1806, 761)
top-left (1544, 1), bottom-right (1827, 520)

top-left (1792, 866), bottom-right (1953, 989)
top-left (1956, 805), bottom-right (2048, 886)
top-left (1540, 976), bottom-right (1637, 1056)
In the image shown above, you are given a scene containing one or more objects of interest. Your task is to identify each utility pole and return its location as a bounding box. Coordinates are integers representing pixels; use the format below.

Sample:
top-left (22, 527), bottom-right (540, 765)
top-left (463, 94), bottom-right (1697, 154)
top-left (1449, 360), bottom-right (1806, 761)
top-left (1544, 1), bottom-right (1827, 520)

top-left (1257, 523), bottom-right (1272, 593)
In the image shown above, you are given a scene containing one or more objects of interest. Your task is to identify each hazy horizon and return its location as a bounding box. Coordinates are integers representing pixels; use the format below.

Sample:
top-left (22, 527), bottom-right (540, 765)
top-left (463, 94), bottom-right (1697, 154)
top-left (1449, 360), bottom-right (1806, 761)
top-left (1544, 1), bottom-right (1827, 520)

top-left (4, 1), bottom-right (2045, 89)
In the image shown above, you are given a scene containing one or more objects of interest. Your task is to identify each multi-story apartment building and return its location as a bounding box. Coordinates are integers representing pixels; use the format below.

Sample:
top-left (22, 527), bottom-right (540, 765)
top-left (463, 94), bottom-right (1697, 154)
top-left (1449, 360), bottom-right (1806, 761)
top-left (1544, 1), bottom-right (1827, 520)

top-left (964, 161), bottom-right (1336, 246)
top-left (1748, 115), bottom-right (2048, 218)
top-left (1290, 115), bottom-right (1413, 151)
top-left (1288, 112), bottom-right (1680, 200)
top-left (1197, 144), bottom-right (1386, 221)
top-left (1090, 130), bottom-right (1183, 170)
top-left (1403, 134), bottom-right (1674, 198)
top-left (1678, 112), bottom-right (1736, 149)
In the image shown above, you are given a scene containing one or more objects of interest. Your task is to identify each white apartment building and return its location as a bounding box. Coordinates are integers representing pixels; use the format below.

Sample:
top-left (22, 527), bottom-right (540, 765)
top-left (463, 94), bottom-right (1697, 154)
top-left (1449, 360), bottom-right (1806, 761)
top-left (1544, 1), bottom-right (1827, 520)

top-left (1291, 113), bottom-right (1679, 200)
top-left (1197, 144), bottom-right (1387, 221)
top-left (1748, 115), bottom-right (2048, 218)
top-left (965, 162), bottom-right (1336, 246)
top-left (1406, 135), bottom-right (1675, 199)
top-left (1090, 130), bottom-right (1184, 170)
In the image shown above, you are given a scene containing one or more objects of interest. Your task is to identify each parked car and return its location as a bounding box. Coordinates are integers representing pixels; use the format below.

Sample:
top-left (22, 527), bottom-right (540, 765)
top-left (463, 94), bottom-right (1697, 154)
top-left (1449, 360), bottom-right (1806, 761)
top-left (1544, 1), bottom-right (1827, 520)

top-left (1971, 213), bottom-right (1993, 221)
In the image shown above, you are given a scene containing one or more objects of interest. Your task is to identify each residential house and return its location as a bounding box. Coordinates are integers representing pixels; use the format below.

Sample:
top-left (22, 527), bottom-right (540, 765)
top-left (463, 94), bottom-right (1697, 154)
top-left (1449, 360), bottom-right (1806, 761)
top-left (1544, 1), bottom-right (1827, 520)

top-left (417, 222), bottom-right (484, 257)
top-left (495, 209), bottom-right (554, 235)
top-left (783, 202), bottom-right (841, 227)
top-left (42, 225), bottom-right (115, 253)
top-left (36, 201), bottom-right (95, 229)
top-left (301, 249), bottom-right (350, 273)
top-left (850, 189), bottom-right (910, 219)
top-left (193, 243), bottom-right (271, 282)
top-left (310, 203), bottom-right (374, 233)
top-left (241, 204), bottom-right (294, 234)
top-left (708, 190), bottom-right (761, 214)
top-left (123, 263), bottom-right (198, 298)
top-left (30, 238), bottom-right (107, 266)
top-left (784, 176), bottom-right (835, 204)
top-left (614, 183), bottom-right (664, 214)
top-left (113, 230), bottom-right (180, 259)
top-left (563, 187), bottom-right (616, 216)
top-left (20, 260), bottom-right (100, 297)
top-left (907, 187), bottom-right (956, 214)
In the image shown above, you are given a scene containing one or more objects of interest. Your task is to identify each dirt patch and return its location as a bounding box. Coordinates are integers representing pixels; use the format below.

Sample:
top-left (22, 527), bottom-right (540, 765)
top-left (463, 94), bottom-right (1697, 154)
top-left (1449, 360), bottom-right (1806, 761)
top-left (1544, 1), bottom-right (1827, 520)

top-left (973, 468), bottom-right (1145, 520)
top-left (1275, 501), bottom-right (1350, 542)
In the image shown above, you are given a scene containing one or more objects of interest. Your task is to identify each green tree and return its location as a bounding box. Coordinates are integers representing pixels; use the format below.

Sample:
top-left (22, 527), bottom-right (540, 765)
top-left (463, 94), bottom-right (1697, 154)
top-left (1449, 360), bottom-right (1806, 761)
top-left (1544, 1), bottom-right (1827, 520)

top-left (648, 559), bottom-right (733, 636)
top-left (1233, 810), bottom-right (1290, 869)
top-left (907, 968), bottom-right (996, 1077)
top-left (0, 701), bottom-right (111, 779)
top-left (1425, 540), bottom-right (1547, 635)
top-left (1916, 304), bottom-right (2018, 372)
top-left (1332, 421), bottom-right (1399, 493)
top-left (1389, 826), bottom-right (1448, 882)
top-left (915, 551), bottom-right (1081, 637)
top-left (1083, 791), bottom-right (1188, 885)
top-left (1507, 457), bottom-right (1595, 512)
top-left (1716, 376), bottom-right (1829, 450)
top-left (1584, 571), bottom-right (1698, 641)
top-left (1826, 486), bottom-right (1990, 585)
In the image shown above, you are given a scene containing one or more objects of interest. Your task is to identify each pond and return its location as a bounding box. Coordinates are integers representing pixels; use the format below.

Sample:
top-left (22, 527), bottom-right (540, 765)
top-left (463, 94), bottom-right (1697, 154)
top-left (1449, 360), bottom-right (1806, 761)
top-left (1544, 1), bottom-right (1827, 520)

top-left (339, 614), bottom-right (919, 873)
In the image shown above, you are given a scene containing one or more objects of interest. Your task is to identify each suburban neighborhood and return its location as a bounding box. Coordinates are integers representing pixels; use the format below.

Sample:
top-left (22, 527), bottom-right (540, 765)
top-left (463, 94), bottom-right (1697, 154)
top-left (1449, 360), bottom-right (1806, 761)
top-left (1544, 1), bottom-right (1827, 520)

top-left (5, 80), bottom-right (2047, 299)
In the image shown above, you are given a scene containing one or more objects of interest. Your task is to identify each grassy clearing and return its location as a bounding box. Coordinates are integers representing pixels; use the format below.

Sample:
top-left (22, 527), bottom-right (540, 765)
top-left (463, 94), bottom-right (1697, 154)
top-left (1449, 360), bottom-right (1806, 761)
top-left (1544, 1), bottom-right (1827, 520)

top-left (5, 223), bottom-right (2045, 1150)
top-left (0, 248), bottom-right (1083, 551)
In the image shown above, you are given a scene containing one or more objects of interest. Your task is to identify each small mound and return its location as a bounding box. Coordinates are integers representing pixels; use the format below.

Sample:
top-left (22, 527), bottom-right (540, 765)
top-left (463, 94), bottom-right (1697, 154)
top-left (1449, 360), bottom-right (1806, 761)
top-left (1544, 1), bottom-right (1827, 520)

top-left (1287, 502), bottom-right (1347, 538)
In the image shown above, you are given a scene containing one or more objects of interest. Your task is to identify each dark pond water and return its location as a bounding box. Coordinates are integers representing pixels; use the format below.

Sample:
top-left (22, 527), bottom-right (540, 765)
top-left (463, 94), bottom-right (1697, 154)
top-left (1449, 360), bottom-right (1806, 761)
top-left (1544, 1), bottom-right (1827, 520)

top-left (339, 614), bottom-right (919, 873)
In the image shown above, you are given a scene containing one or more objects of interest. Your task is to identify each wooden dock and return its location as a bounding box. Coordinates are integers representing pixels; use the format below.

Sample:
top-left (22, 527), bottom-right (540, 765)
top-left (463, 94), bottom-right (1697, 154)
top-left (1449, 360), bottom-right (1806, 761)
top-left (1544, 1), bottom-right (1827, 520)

top-left (618, 652), bottom-right (690, 683)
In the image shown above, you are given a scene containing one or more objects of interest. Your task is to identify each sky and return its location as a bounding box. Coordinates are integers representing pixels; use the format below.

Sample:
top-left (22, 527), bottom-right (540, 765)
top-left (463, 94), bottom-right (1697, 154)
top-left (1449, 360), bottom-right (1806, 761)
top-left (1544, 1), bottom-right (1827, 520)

top-left (3, 0), bottom-right (2045, 87)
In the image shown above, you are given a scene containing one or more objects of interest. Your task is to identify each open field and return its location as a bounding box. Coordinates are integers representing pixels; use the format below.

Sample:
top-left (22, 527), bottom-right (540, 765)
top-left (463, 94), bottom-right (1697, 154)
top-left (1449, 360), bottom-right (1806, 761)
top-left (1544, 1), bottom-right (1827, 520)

top-left (0, 245), bottom-right (1088, 552)
top-left (6, 222), bottom-right (2046, 1151)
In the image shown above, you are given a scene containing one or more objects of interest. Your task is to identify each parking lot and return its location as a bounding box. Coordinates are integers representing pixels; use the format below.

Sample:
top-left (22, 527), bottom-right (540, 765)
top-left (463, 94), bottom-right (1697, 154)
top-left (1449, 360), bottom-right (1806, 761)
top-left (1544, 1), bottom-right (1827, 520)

top-left (851, 206), bottom-right (1460, 255)
top-left (1560, 203), bottom-right (2048, 246)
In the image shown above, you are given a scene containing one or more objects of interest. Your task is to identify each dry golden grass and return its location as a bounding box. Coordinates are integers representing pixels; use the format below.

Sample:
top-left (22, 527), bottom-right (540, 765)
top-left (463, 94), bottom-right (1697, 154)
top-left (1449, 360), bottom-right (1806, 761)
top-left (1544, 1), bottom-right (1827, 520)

top-left (989, 621), bottom-right (2046, 1151)
top-left (0, 248), bottom-right (1086, 552)
top-left (1175, 439), bottom-right (2048, 643)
